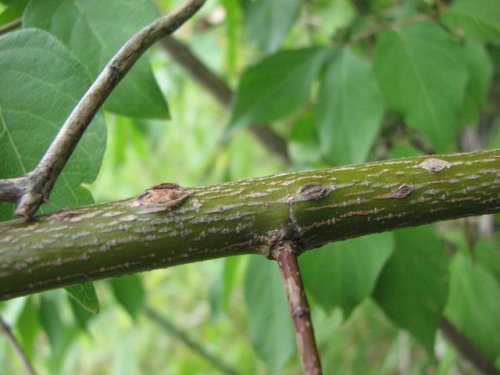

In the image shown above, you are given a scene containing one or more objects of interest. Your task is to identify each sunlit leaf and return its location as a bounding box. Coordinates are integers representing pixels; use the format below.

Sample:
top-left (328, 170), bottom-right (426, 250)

top-left (228, 48), bottom-right (327, 132)
top-left (0, 29), bottom-right (106, 219)
top-left (244, 255), bottom-right (295, 374)
top-left (373, 227), bottom-right (449, 352)
top-left (24, 0), bottom-right (169, 119)
top-left (300, 233), bottom-right (393, 317)
top-left (240, 0), bottom-right (301, 53)
top-left (65, 282), bottom-right (100, 314)
top-left (316, 47), bottom-right (384, 165)
top-left (374, 21), bottom-right (468, 152)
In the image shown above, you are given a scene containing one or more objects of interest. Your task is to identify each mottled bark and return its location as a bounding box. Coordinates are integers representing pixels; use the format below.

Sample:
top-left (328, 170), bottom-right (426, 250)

top-left (0, 149), bottom-right (499, 300)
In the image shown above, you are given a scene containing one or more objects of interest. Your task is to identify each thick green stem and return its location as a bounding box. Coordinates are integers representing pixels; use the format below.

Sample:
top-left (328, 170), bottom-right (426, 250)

top-left (0, 149), bottom-right (499, 300)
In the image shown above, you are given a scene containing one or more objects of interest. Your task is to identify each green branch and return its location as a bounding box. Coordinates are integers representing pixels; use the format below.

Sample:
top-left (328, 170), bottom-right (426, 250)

top-left (0, 149), bottom-right (498, 300)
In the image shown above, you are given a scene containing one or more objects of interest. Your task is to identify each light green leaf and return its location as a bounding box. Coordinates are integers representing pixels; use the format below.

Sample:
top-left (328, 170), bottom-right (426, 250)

top-left (289, 111), bottom-right (321, 164)
top-left (39, 293), bottom-right (66, 351)
top-left (459, 40), bottom-right (493, 124)
top-left (316, 47), bottom-right (384, 165)
top-left (373, 227), bottom-right (449, 352)
top-left (228, 48), bottom-right (328, 132)
top-left (476, 236), bottom-right (500, 285)
top-left (65, 282), bottom-right (100, 314)
top-left (209, 256), bottom-right (240, 319)
top-left (240, 0), bottom-right (301, 53)
top-left (244, 255), bottom-right (295, 374)
top-left (24, 0), bottom-right (169, 119)
top-left (0, 29), bottom-right (106, 219)
top-left (445, 254), bottom-right (500, 361)
top-left (443, 0), bottom-right (500, 44)
top-left (374, 21), bottom-right (468, 152)
top-left (68, 296), bottom-right (95, 332)
top-left (16, 297), bottom-right (39, 361)
top-left (110, 274), bottom-right (145, 320)
top-left (300, 233), bottom-right (393, 317)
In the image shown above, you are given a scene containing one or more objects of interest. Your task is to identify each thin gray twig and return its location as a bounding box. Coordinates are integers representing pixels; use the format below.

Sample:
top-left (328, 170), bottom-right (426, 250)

top-left (0, 0), bottom-right (206, 220)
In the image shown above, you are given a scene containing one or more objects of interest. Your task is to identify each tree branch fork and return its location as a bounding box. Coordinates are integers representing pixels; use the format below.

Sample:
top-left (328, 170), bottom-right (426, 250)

top-left (1, 149), bottom-right (498, 301)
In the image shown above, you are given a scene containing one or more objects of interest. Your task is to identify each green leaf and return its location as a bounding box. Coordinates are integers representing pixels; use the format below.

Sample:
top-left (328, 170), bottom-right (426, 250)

top-left (0, 0), bottom-right (28, 25)
top-left (300, 233), bottom-right (393, 317)
top-left (65, 282), bottom-right (100, 314)
top-left (244, 255), bottom-right (295, 374)
top-left (209, 256), bottom-right (240, 319)
top-left (39, 293), bottom-right (66, 351)
top-left (289, 111), bottom-right (321, 164)
top-left (373, 227), bottom-right (449, 352)
top-left (445, 254), bottom-right (500, 360)
top-left (0, 29), bottom-right (106, 219)
top-left (24, 0), bottom-right (169, 119)
top-left (316, 47), bottom-right (384, 165)
top-left (476, 236), bottom-right (500, 284)
top-left (240, 0), bottom-right (301, 53)
top-left (68, 296), bottom-right (95, 332)
top-left (458, 40), bottom-right (493, 125)
top-left (374, 21), bottom-right (468, 152)
top-left (15, 297), bottom-right (39, 361)
top-left (443, 0), bottom-right (500, 44)
top-left (110, 274), bottom-right (145, 320)
top-left (228, 48), bottom-right (327, 132)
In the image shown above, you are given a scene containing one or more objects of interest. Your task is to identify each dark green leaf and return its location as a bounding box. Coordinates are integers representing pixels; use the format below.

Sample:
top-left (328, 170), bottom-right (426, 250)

top-left (300, 233), bottom-right (393, 317)
top-left (373, 227), bottom-right (449, 352)
top-left (240, 0), bottom-right (301, 53)
top-left (443, 0), bottom-right (500, 44)
top-left (316, 47), bottom-right (384, 165)
top-left (110, 274), bottom-right (145, 320)
top-left (16, 297), bottom-right (39, 360)
top-left (0, 29), bottom-right (106, 219)
top-left (65, 282), bottom-right (100, 314)
top-left (24, 0), bottom-right (169, 119)
top-left (244, 255), bottom-right (295, 374)
top-left (228, 48), bottom-right (328, 132)
top-left (445, 254), bottom-right (500, 360)
top-left (374, 21), bottom-right (468, 152)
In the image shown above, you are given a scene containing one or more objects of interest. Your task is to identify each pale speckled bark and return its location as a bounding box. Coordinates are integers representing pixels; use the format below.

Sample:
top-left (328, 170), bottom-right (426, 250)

top-left (0, 149), bottom-right (499, 300)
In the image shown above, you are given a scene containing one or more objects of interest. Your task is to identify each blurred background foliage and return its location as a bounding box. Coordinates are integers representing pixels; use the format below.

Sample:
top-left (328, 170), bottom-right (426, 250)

top-left (0, 0), bottom-right (499, 374)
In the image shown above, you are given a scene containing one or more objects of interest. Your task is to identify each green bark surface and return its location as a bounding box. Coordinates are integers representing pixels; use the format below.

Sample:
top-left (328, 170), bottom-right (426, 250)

top-left (0, 149), bottom-right (499, 300)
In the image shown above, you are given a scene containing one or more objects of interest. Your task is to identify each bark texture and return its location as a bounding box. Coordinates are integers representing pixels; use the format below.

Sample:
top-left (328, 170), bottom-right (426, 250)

top-left (0, 149), bottom-right (499, 300)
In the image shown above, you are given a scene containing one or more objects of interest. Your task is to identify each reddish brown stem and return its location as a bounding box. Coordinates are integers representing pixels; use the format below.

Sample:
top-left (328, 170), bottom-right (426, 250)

top-left (272, 241), bottom-right (322, 375)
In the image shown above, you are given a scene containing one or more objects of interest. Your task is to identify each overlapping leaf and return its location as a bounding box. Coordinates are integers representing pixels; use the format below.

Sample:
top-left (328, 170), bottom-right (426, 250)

top-left (300, 233), bottom-right (393, 317)
top-left (0, 29), bottom-right (106, 218)
top-left (65, 282), bottom-right (100, 314)
top-left (24, 0), bottom-right (168, 119)
top-left (244, 256), bottom-right (295, 374)
top-left (240, 0), bottom-right (301, 53)
top-left (373, 227), bottom-right (449, 352)
top-left (228, 48), bottom-right (327, 132)
top-left (316, 47), bottom-right (384, 165)
top-left (374, 21), bottom-right (468, 152)
top-left (443, 0), bottom-right (500, 44)
top-left (445, 255), bottom-right (500, 360)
